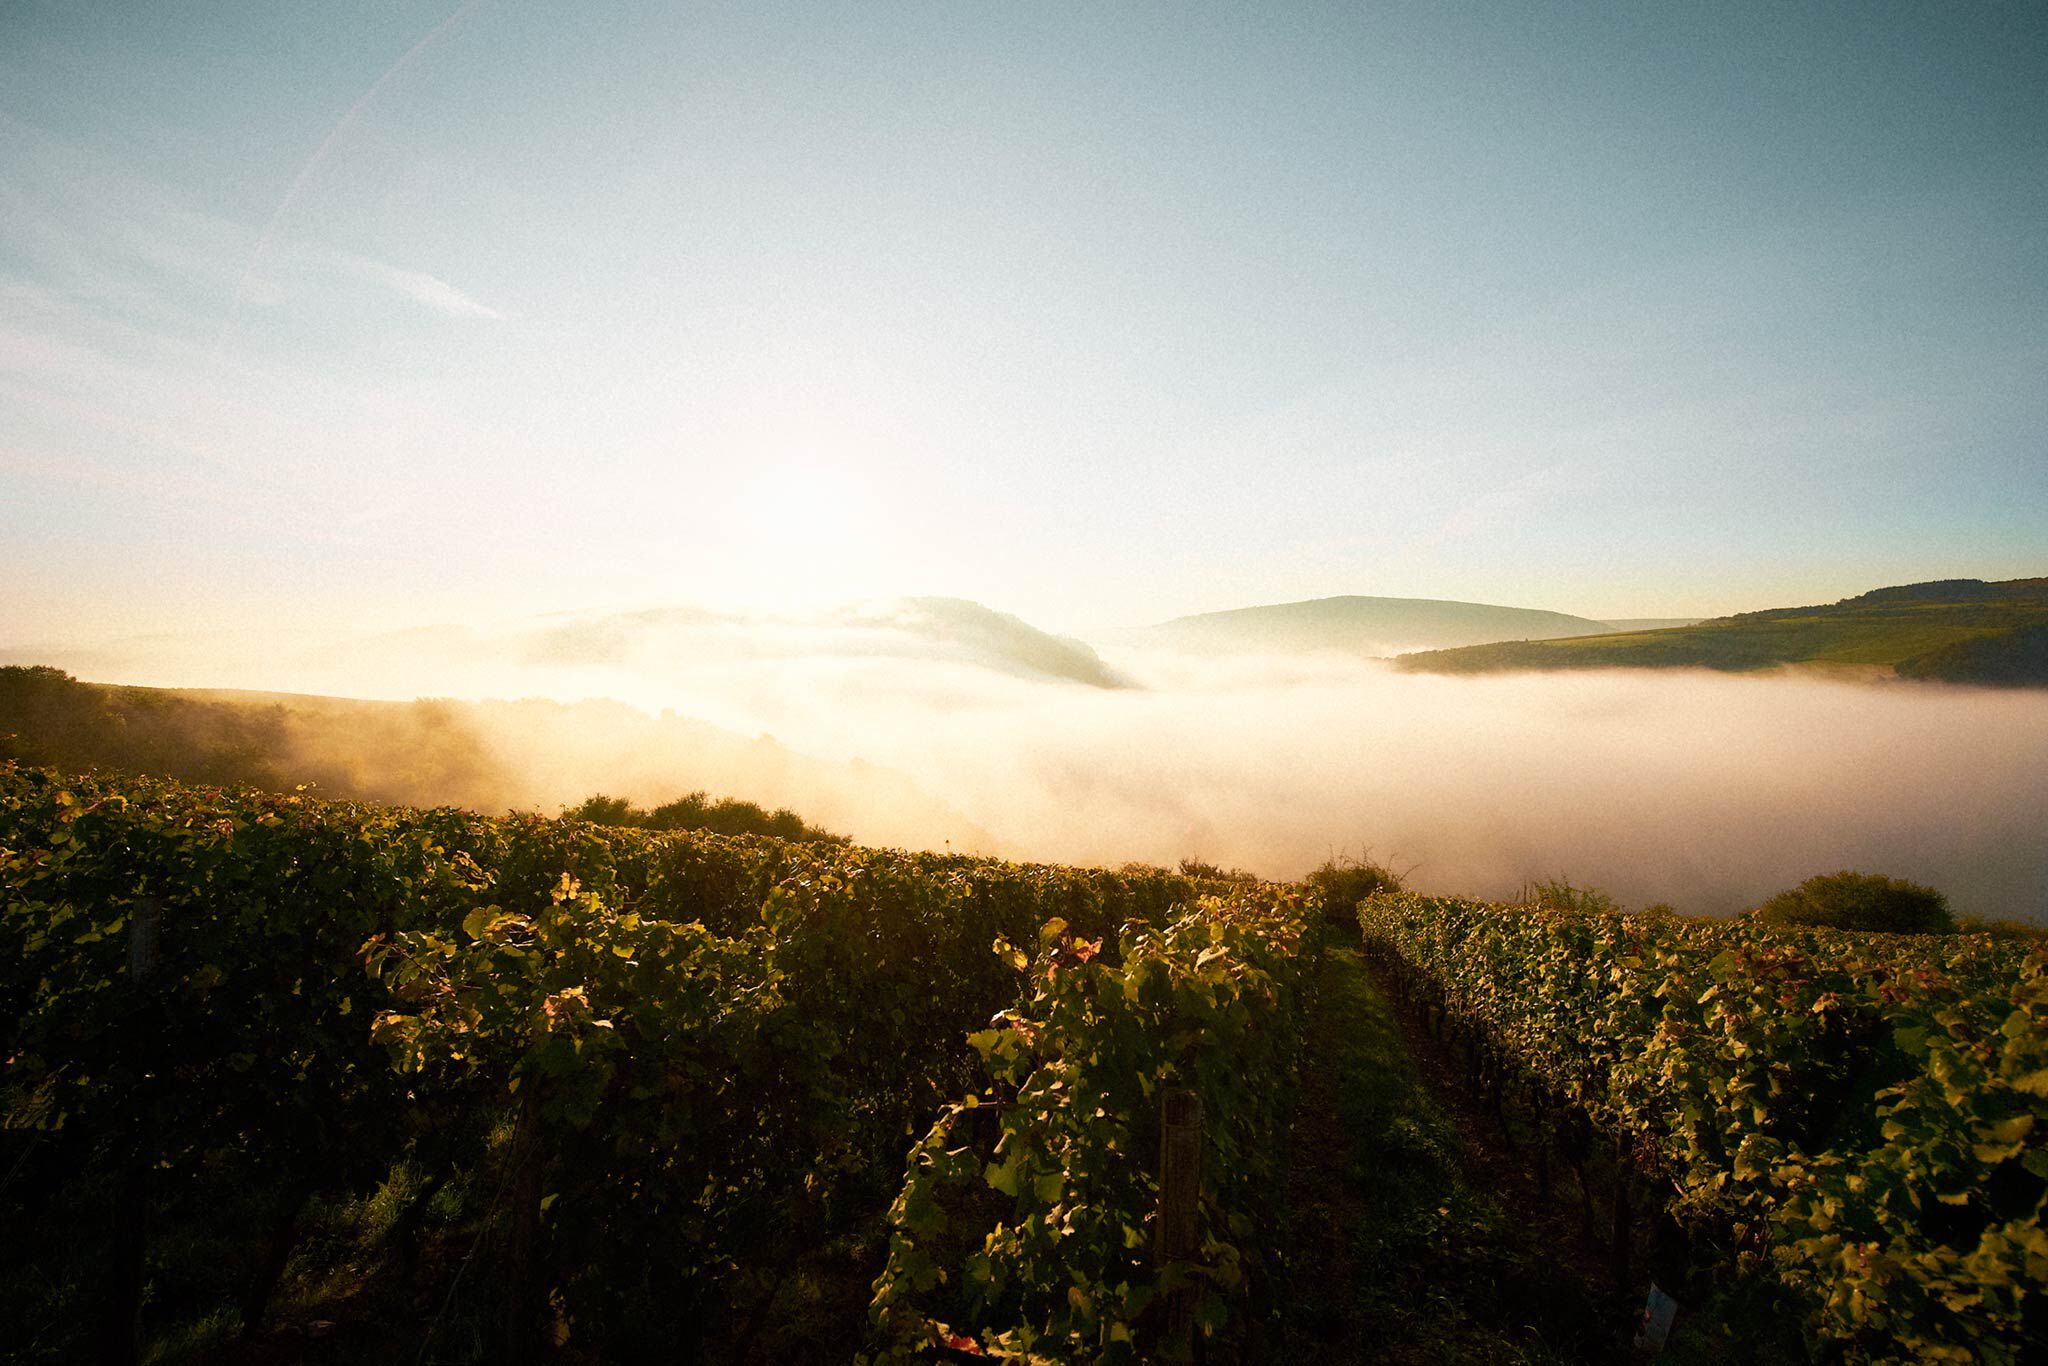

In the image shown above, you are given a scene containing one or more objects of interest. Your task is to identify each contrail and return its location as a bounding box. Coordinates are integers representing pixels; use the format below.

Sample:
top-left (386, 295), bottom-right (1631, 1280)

top-left (211, 0), bottom-right (485, 357)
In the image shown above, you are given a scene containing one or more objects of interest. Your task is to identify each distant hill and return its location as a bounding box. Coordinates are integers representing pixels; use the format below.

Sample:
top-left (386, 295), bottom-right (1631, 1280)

top-left (2, 596), bottom-right (1130, 696)
top-left (1394, 578), bottom-right (2048, 686)
top-left (1600, 618), bottom-right (1702, 632)
top-left (1141, 596), bottom-right (1618, 656)
top-left (515, 596), bottom-right (1130, 688)
top-left (868, 598), bottom-right (1131, 688)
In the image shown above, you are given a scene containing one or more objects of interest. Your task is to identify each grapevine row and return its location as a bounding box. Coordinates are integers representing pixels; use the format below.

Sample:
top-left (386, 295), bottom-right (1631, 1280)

top-left (1358, 892), bottom-right (2047, 1364)
top-left (867, 890), bottom-right (1323, 1360)
top-left (0, 762), bottom-right (1309, 1360)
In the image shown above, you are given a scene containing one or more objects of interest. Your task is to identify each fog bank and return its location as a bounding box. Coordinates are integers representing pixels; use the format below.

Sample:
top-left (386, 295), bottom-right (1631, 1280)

top-left (9, 614), bottom-right (2046, 920)
top-left (710, 649), bottom-right (2048, 920)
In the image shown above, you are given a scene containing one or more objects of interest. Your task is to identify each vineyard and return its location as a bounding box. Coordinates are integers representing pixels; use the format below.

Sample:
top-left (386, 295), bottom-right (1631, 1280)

top-left (1360, 895), bottom-right (2047, 1364)
top-left (0, 763), bottom-right (1311, 1362)
top-left (2, 760), bottom-right (2044, 1362)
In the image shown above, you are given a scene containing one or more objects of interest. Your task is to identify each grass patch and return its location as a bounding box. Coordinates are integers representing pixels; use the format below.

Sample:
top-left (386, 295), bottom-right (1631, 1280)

top-left (1275, 948), bottom-right (1623, 1363)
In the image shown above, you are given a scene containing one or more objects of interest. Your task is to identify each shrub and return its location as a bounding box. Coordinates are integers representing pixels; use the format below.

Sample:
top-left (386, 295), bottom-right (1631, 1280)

top-left (1177, 856), bottom-right (1259, 883)
top-left (1751, 870), bottom-right (1954, 934)
top-left (563, 790), bottom-right (844, 843)
top-left (1305, 850), bottom-right (1405, 921)
top-left (1518, 875), bottom-right (1619, 915)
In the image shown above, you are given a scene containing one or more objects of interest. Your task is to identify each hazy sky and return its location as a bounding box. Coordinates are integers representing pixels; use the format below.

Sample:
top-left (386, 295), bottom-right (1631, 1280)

top-left (4, 0), bottom-right (2044, 642)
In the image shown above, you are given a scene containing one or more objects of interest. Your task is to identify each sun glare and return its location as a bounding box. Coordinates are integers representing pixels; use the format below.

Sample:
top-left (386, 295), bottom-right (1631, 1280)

top-left (727, 459), bottom-right (884, 601)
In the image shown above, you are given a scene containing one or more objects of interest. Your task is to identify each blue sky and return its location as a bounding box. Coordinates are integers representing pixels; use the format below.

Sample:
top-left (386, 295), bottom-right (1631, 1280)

top-left (3, 0), bottom-right (2043, 642)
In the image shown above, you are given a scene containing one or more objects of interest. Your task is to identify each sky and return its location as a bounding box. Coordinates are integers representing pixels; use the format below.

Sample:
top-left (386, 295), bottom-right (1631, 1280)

top-left (3, 0), bottom-right (2045, 644)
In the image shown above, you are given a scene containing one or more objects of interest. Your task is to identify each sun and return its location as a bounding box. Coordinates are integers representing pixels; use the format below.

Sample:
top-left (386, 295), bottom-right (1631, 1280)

top-left (727, 459), bottom-right (884, 599)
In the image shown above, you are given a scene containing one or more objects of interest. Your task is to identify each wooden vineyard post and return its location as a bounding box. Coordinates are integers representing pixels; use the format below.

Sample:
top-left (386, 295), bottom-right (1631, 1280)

top-left (1151, 1088), bottom-right (1203, 1360)
top-left (102, 897), bottom-right (161, 1366)
top-left (503, 1081), bottom-right (547, 1364)
top-left (1611, 1134), bottom-right (1634, 1289)
top-left (1487, 1050), bottom-right (1513, 1151)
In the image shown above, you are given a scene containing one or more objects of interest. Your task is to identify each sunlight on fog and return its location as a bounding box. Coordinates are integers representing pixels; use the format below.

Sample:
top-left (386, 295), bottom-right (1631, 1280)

top-left (17, 610), bottom-right (2046, 921)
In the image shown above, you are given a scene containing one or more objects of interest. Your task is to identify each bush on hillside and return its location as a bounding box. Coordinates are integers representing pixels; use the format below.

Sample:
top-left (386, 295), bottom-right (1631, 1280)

top-left (1306, 851), bottom-right (1406, 921)
top-left (1750, 870), bottom-right (1954, 934)
top-left (1518, 875), bottom-right (1620, 915)
top-left (1177, 856), bottom-right (1259, 883)
top-left (564, 790), bottom-right (844, 843)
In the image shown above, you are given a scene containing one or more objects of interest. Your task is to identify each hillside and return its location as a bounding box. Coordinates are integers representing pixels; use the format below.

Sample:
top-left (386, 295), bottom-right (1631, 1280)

top-left (1394, 577), bottom-right (2048, 685)
top-left (0, 666), bottom-right (997, 851)
top-left (1600, 617), bottom-right (1702, 631)
top-left (1141, 595), bottom-right (1618, 656)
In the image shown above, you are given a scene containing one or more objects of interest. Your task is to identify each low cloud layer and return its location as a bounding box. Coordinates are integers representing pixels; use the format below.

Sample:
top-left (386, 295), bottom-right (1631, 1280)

top-left (707, 648), bottom-right (2048, 921)
top-left (10, 608), bottom-right (2046, 921)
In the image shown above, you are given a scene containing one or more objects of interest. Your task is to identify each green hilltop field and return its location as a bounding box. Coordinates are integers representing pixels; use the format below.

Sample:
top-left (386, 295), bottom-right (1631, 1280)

top-left (1142, 594), bottom-right (1618, 655)
top-left (1393, 577), bottom-right (2048, 686)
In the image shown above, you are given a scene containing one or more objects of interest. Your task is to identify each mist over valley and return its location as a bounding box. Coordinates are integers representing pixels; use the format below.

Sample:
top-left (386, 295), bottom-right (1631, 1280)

top-left (10, 582), bottom-right (2045, 922)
